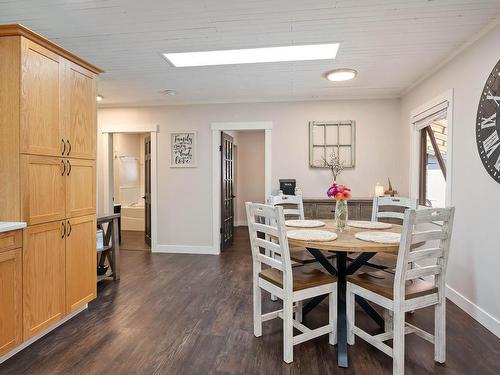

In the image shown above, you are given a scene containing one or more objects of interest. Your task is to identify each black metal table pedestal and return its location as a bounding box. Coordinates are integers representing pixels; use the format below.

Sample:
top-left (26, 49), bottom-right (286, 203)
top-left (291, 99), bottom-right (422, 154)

top-left (304, 248), bottom-right (385, 368)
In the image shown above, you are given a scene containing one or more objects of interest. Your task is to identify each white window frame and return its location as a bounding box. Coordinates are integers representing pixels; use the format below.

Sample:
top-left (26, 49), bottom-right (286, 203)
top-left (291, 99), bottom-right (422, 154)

top-left (409, 90), bottom-right (454, 207)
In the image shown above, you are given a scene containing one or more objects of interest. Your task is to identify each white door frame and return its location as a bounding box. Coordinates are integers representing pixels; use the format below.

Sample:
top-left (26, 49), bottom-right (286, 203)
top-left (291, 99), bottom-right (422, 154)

top-left (409, 89), bottom-right (454, 206)
top-left (101, 123), bottom-right (159, 251)
top-left (211, 121), bottom-right (273, 254)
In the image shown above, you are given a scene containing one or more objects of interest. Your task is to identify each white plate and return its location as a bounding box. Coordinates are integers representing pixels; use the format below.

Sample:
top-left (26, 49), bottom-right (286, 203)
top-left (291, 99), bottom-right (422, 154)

top-left (287, 230), bottom-right (337, 242)
top-left (354, 231), bottom-right (401, 244)
top-left (285, 220), bottom-right (326, 228)
top-left (348, 220), bottom-right (392, 230)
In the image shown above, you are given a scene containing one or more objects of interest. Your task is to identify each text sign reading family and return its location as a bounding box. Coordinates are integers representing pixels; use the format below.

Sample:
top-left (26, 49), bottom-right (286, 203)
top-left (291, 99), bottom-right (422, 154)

top-left (171, 132), bottom-right (197, 167)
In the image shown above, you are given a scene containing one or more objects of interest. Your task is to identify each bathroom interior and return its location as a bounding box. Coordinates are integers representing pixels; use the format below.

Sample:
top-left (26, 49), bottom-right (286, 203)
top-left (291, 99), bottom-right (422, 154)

top-left (113, 132), bottom-right (151, 251)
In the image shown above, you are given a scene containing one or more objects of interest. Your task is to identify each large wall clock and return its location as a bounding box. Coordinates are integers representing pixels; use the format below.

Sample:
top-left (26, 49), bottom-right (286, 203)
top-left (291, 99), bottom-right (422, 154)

top-left (476, 59), bottom-right (500, 183)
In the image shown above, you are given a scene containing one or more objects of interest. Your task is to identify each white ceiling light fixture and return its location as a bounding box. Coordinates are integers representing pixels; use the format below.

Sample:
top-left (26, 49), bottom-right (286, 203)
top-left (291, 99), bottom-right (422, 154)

top-left (160, 89), bottom-right (177, 96)
top-left (163, 43), bottom-right (340, 67)
top-left (96, 94), bottom-right (104, 102)
top-left (324, 68), bottom-right (357, 82)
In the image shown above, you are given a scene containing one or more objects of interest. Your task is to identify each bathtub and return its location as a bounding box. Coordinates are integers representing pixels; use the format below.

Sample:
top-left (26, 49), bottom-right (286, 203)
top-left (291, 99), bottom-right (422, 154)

top-left (121, 202), bottom-right (145, 231)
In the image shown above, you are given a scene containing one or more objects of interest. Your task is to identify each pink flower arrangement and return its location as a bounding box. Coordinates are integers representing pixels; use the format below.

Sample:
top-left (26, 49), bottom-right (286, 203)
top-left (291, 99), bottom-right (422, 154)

top-left (327, 182), bottom-right (352, 201)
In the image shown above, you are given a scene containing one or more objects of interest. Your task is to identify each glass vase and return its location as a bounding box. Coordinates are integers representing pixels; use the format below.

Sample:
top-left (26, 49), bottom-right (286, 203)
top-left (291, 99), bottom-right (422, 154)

top-left (335, 199), bottom-right (348, 232)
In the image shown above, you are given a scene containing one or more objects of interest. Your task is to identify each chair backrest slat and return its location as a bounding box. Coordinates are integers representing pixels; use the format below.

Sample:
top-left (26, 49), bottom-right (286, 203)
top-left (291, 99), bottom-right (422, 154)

top-left (406, 265), bottom-right (442, 281)
top-left (407, 247), bottom-right (443, 262)
top-left (411, 230), bottom-right (448, 244)
top-left (267, 194), bottom-right (304, 220)
top-left (252, 222), bottom-right (279, 238)
top-left (376, 212), bottom-right (406, 220)
top-left (255, 237), bottom-right (282, 255)
top-left (246, 202), bottom-right (292, 289)
top-left (394, 207), bottom-right (455, 300)
top-left (257, 253), bottom-right (284, 271)
top-left (372, 196), bottom-right (418, 223)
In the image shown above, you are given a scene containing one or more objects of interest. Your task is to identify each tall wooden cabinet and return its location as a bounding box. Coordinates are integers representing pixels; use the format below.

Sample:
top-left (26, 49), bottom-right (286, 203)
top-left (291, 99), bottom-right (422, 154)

top-left (0, 24), bottom-right (102, 342)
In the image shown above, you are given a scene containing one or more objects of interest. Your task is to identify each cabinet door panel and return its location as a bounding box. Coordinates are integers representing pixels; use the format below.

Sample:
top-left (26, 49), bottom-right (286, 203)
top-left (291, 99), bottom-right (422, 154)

top-left (23, 222), bottom-right (65, 340)
top-left (0, 248), bottom-right (22, 356)
top-left (21, 155), bottom-right (66, 225)
top-left (66, 215), bottom-right (96, 313)
top-left (64, 62), bottom-right (96, 160)
top-left (66, 159), bottom-right (96, 218)
top-left (20, 38), bottom-right (63, 156)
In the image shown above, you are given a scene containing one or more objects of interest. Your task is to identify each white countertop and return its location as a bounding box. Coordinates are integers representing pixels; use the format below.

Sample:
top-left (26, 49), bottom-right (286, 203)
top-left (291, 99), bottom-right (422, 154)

top-left (0, 222), bottom-right (27, 233)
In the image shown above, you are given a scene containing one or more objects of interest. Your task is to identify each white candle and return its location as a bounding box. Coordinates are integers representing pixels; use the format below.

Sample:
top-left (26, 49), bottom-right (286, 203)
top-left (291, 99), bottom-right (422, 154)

top-left (375, 184), bottom-right (384, 197)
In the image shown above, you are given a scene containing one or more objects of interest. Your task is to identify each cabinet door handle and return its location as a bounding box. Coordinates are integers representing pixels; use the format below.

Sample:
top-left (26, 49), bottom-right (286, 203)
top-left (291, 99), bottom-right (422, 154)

top-left (61, 139), bottom-right (66, 155)
top-left (67, 220), bottom-right (72, 237)
top-left (66, 139), bottom-right (71, 155)
top-left (66, 160), bottom-right (72, 176)
top-left (61, 159), bottom-right (66, 176)
top-left (61, 221), bottom-right (66, 238)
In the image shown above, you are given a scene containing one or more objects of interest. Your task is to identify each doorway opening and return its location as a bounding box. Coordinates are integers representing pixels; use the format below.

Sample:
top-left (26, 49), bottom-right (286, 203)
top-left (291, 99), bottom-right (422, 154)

top-left (211, 122), bottom-right (272, 254)
top-left (220, 130), bottom-right (266, 250)
top-left (112, 132), bottom-right (151, 252)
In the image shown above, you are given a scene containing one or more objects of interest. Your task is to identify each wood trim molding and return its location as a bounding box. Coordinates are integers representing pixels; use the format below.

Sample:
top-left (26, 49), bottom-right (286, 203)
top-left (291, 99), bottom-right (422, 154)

top-left (0, 24), bottom-right (103, 74)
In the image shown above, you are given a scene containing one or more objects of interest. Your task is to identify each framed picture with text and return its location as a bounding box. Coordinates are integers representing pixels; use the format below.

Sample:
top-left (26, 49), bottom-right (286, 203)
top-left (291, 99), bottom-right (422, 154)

top-left (170, 131), bottom-right (197, 168)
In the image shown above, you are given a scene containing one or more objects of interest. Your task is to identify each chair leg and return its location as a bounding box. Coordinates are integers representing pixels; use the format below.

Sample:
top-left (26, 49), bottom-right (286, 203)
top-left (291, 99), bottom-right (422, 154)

top-left (269, 249), bottom-right (277, 301)
top-left (283, 298), bottom-right (294, 363)
top-left (384, 309), bottom-right (393, 333)
top-left (434, 298), bottom-right (446, 363)
top-left (346, 284), bottom-right (354, 345)
top-left (295, 301), bottom-right (303, 323)
top-left (392, 308), bottom-right (405, 375)
top-left (329, 289), bottom-right (337, 345)
top-left (253, 282), bottom-right (262, 337)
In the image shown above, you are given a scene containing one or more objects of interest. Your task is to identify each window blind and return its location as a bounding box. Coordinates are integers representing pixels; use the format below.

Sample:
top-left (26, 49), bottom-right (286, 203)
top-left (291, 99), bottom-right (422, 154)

top-left (412, 100), bottom-right (449, 131)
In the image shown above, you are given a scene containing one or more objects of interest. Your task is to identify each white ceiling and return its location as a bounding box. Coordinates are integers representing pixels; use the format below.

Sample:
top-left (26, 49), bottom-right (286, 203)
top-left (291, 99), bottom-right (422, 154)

top-left (1, 0), bottom-right (500, 106)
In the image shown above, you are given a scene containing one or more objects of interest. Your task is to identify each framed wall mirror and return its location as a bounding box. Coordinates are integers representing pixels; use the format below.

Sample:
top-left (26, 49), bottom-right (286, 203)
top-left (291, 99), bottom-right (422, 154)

top-left (309, 120), bottom-right (356, 168)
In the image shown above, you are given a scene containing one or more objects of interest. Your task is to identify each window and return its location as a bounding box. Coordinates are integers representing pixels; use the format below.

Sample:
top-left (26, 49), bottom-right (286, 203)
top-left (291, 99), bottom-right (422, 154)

top-left (419, 119), bottom-right (448, 207)
top-left (309, 121), bottom-right (356, 168)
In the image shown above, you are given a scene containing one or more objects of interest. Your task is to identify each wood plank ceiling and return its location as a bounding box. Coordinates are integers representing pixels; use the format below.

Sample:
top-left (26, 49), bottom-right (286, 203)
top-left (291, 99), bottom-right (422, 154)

top-left (1, 0), bottom-right (499, 106)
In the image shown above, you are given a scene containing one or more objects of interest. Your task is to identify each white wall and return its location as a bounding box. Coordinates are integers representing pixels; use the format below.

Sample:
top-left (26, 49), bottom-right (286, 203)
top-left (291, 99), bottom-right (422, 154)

top-left (400, 23), bottom-right (500, 336)
top-left (98, 99), bottom-right (402, 248)
top-left (232, 130), bottom-right (265, 226)
top-left (113, 133), bottom-right (142, 205)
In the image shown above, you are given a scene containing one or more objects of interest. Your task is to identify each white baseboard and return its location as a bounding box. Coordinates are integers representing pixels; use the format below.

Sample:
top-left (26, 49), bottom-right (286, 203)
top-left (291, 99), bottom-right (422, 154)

top-left (414, 262), bottom-right (499, 338)
top-left (0, 304), bottom-right (88, 364)
top-left (446, 284), bottom-right (500, 338)
top-left (234, 220), bottom-right (247, 227)
top-left (153, 244), bottom-right (219, 255)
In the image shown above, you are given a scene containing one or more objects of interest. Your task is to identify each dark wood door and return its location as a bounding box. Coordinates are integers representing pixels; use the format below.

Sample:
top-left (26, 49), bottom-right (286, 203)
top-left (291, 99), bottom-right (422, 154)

top-left (144, 136), bottom-right (152, 246)
top-left (221, 132), bottom-right (235, 250)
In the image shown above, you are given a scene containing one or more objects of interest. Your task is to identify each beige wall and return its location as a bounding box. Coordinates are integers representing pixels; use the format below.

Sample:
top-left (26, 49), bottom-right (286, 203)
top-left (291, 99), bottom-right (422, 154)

top-left (232, 130), bottom-right (265, 226)
top-left (98, 99), bottom-right (402, 248)
top-left (400, 23), bottom-right (500, 335)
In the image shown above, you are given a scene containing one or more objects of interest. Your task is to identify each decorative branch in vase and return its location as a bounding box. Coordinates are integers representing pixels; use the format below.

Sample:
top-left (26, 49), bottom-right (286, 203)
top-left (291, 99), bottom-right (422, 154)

top-left (321, 153), bottom-right (345, 182)
top-left (327, 182), bottom-right (351, 232)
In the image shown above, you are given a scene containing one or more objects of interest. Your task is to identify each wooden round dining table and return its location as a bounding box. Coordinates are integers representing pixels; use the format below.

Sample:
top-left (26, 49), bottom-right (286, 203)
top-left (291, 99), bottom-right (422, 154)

top-left (286, 219), bottom-right (402, 368)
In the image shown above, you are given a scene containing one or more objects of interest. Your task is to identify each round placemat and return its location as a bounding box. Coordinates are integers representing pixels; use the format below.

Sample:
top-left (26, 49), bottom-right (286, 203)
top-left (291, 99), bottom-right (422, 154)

top-left (354, 231), bottom-right (401, 244)
top-left (285, 220), bottom-right (326, 228)
top-left (348, 220), bottom-right (392, 230)
top-left (287, 230), bottom-right (338, 242)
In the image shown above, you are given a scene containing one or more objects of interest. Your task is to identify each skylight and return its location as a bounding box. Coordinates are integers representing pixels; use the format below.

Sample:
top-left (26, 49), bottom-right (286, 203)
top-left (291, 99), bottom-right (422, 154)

top-left (163, 43), bottom-right (340, 67)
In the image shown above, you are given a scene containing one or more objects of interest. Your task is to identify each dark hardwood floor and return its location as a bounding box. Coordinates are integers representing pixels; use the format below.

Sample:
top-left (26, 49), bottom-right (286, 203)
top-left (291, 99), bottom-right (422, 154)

top-left (1, 227), bottom-right (498, 374)
top-left (121, 230), bottom-right (150, 252)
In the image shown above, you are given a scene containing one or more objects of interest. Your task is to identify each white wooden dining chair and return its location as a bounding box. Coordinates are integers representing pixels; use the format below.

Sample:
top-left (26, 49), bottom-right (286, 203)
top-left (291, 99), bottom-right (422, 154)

top-left (267, 194), bottom-right (305, 219)
top-left (246, 202), bottom-right (337, 363)
top-left (346, 207), bottom-right (455, 374)
top-left (371, 196), bottom-right (419, 222)
top-left (267, 193), bottom-right (335, 266)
